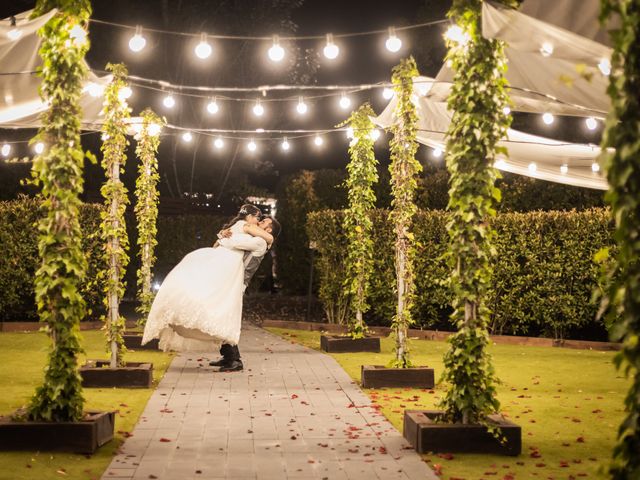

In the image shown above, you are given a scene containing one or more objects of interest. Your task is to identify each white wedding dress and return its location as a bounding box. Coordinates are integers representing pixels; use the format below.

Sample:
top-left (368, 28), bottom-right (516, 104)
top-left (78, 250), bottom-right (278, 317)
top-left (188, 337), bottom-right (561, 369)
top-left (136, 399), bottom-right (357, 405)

top-left (141, 220), bottom-right (266, 352)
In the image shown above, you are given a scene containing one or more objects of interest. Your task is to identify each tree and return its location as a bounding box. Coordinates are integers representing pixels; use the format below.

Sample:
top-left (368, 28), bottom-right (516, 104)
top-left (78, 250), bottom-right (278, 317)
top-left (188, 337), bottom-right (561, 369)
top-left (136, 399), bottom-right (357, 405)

top-left (437, 0), bottom-right (515, 426)
top-left (599, 0), bottom-right (640, 477)
top-left (341, 104), bottom-right (379, 338)
top-left (388, 57), bottom-right (422, 368)
top-left (27, 0), bottom-right (92, 422)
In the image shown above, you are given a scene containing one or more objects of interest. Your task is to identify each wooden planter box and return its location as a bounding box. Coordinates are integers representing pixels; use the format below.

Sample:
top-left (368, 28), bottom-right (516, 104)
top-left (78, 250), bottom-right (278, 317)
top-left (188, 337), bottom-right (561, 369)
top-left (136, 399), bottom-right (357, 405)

top-left (123, 333), bottom-right (158, 350)
top-left (403, 410), bottom-right (521, 456)
top-left (361, 365), bottom-right (435, 389)
top-left (80, 360), bottom-right (153, 388)
top-left (0, 410), bottom-right (115, 454)
top-left (320, 335), bottom-right (380, 353)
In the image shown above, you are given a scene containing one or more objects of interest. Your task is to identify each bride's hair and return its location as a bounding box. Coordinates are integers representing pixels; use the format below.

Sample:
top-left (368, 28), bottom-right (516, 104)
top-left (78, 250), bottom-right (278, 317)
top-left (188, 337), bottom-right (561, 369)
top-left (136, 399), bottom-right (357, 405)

top-left (222, 204), bottom-right (262, 229)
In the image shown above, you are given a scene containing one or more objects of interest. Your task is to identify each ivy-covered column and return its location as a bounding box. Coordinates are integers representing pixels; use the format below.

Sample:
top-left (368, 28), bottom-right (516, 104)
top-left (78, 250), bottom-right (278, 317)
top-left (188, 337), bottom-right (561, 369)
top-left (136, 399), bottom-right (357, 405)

top-left (599, 0), bottom-right (640, 477)
top-left (438, 0), bottom-right (514, 425)
top-left (100, 63), bottom-right (131, 368)
top-left (388, 57), bottom-right (422, 368)
top-left (27, 0), bottom-right (92, 422)
top-left (134, 108), bottom-right (163, 326)
top-left (341, 104), bottom-right (379, 339)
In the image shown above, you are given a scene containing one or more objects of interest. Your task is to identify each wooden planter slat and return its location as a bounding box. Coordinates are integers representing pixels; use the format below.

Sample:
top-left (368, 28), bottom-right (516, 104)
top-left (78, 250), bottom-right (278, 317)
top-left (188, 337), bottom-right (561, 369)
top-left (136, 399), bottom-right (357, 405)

top-left (403, 410), bottom-right (521, 456)
top-left (123, 333), bottom-right (158, 350)
top-left (80, 360), bottom-right (153, 388)
top-left (361, 365), bottom-right (435, 389)
top-left (320, 335), bottom-right (380, 353)
top-left (0, 410), bottom-right (115, 454)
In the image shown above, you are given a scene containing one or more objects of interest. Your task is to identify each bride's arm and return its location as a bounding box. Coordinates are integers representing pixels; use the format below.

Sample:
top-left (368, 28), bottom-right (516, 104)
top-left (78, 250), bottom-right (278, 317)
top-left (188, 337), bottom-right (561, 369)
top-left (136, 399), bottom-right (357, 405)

top-left (218, 235), bottom-right (267, 257)
top-left (243, 224), bottom-right (273, 246)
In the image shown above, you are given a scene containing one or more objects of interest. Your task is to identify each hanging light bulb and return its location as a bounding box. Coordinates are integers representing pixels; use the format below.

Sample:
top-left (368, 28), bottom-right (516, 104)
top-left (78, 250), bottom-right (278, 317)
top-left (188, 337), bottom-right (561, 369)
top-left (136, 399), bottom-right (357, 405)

top-left (118, 86), bottom-right (132, 101)
top-left (163, 94), bottom-right (176, 109)
top-left (560, 164), bottom-right (568, 174)
top-left (296, 96), bottom-right (308, 115)
top-left (592, 162), bottom-right (601, 172)
top-left (194, 33), bottom-right (212, 59)
top-left (34, 142), bottom-right (45, 154)
top-left (539, 42), bottom-right (554, 57)
top-left (339, 93), bottom-right (351, 110)
top-left (503, 106), bottom-right (511, 115)
top-left (528, 162), bottom-right (537, 172)
top-left (182, 131), bottom-right (193, 143)
top-left (432, 147), bottom-right (443, 158)
top-left (148, 123), bottom-right (162, 136)
top-left (323, 33), bottom-right (339, 59)
top-left (247, 139), bottom-right (257, 152)
top-left (129, 26), bottom-right (146, 53)
top-left (7, 16), bottom-right (21, 41)
top-left (314, 135), bottom-right (323, 146)
top-left (585, 117), bottom-right (598, 130)
top-left (385, 27), bottom-right (402, 52)
top-left (370, 129), bottom-right (381, 141)
top-left (268, 35), bottom-right (285, 62)
top-left (85, 82), bottom-right (104, 97)
top-left (1, 143), bottom-right (10, 157)
top-left (281, 137), bottom-right (290, 151)
top-left (69, 24), bottom-right (87, 46)
top-left (382, 87), bottom-right (394, 100)
top-left (542, 112), bottom-right (554, 125)
top-left (207, 98), bottom-right (219, 114)
top-left (444, 24), bottom-right (470, 45)
top-left (346, 127), bottom-right (354, 139)
top-left (253, 99), bottom-right (264, 116)
top-left (598, 58), bottom-right (611, 76)
top-left (214, 137), bottom-right (224, 149)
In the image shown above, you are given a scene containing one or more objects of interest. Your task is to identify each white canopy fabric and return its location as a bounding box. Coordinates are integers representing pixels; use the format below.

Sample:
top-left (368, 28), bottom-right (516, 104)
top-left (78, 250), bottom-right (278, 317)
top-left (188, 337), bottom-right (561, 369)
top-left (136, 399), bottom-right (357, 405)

top-left (0, 9), bottom-right (111, 129)
top-left (374, 77), bottom-right (608, 190)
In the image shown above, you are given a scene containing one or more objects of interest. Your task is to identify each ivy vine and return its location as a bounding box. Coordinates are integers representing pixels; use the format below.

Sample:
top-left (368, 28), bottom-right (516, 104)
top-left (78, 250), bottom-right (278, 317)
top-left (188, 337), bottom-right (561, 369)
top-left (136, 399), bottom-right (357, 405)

top-left (437, 0), bottom-right (516, 425)
top-left (134, 108), bottom-right (163, 327)
top-left (99, 63), bottom-right (131, 368)
top-left (388, 57), bottom-right (422, 368)
top-left (27, 0), bottom-right (92, 422)
top-left (599, 0), bottom-right (640, 477)
top-left (339, 104), bottom-right (379, 339)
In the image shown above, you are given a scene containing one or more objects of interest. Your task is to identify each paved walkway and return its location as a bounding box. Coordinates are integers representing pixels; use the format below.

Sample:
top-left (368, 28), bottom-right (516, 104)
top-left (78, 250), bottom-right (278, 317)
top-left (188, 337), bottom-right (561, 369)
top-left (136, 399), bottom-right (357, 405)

top-left (102, 324), bottom-right (436, 480)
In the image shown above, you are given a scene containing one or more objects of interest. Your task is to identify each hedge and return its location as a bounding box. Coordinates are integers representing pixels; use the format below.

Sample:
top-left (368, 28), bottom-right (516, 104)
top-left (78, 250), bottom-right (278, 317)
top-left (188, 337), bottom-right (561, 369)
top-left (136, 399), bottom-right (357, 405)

top-left (307, 208), bottom-right (614, 341)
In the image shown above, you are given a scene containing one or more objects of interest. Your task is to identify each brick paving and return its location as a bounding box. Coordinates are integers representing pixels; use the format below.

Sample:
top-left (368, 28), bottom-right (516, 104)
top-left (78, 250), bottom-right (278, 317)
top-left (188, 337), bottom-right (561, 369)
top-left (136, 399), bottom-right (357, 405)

top-left (102, 324), bottom-right (437, 480)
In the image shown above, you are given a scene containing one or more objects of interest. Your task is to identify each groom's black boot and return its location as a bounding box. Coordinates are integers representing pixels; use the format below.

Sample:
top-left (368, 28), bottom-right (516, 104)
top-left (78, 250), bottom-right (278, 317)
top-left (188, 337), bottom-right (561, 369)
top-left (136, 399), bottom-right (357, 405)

top-left (211, 343), bottom-right (242, 369)
top-left (219, 360), bottom-right (243, 372)
top-left (208, 358), bottom-right (228, 367)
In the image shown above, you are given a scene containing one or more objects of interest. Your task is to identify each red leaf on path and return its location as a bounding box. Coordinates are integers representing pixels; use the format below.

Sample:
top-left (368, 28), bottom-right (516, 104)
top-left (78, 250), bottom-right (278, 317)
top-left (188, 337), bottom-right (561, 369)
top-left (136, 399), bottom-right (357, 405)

top-left (378, 446), bottom-right (387, 454)
top-left (291, 394), bottom-right (298, 399)
top-left (148, 476), bottom-right (158, 479)
top-left (503, 475), bottom-right (515, 480)
top-left (484, 471), bottom-right (497, 475)
top-left (592, 409), bottom-right (602, 414)
top-left (530, 451), bottom-right (542, 458)
top-left (576, 436), bottom-right (585, 443)
top-left (195, 470), bottom-right (202, 474)
top-left (307, 460), bottom-right (315, 464)
top-left (159, 438), bottom-right (171, 442)
top-left (560, 461), bottom-right (570, 467)
top-left (290, 435), bottom-right (297, 440)
top-left (437, 453), bottom-right (454, 460)
top-left (159, 408), bottom-right (173, 413)
top-left (432, 463), bottom-right (443, 475)
top-left (25, 465), bottom-right (32, 469)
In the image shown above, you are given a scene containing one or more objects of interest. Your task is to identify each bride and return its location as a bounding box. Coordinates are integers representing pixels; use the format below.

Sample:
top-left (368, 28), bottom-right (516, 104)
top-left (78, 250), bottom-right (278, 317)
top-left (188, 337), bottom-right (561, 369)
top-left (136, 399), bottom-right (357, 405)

top-left (141, 204), bottom-right (273, 352)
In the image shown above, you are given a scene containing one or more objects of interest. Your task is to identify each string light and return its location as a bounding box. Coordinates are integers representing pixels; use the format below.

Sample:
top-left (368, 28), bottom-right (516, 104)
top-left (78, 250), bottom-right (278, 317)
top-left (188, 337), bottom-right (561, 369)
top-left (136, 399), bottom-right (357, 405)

top-left (542, 112), bottom-right (554, 125)
top-left (129, 26), bottom-right (146, 52)
top-left (503, 106), bottom-right (511, 115)
top-left (339, 93), bottom-right (351, 109)
top-left (591, 162), bottom-right (600, 172)
top-left (323, 34), bottom-right (339, 59)
top-left (296, 96), bottom-right (308, 115)
top-left (163, 94), bottom-right (176, 108)
top-left (585, 117), bottom-right (598, 130)
top-left (253, 99), bottom-right (264, 116)
top-left (314, 135), bottom-right (324, 146)
top-left (206, 98), bottom-right (219, 114)
top-left (148, 123), bottom-right (162, 136)
top-left (1, 143), bottom-right (10, 157)
top-left (118, 86), bottom-right (132, 100)
top-left (214, 137), bottom-right (224, 149)
top-left (370, 129), bottom-right (381, 141)
top-left (182, 131), bottom-right (193, 142)
top-left (247, 139), bottom-right (257, 151)
top-left (432, 147), bottom-right (443, 158)
top-left (385, 27), bottom-right (402, 52)
top-left (86, 82), bottom-right (105, 97)
top-left (34, 142), bottom-right (45, 154)
top-left (528, 162), bottom-right (537, 172)
top-left (7, 16), bottom-right (21, 41)
top-left (194, 33), bottom-right (212, 59)
top-left (598, 58), bottom-right (611, 76)
top-left (560, 164), bottom-right (568, 174)
top-left (69, 24), bottom-right (88, 46)
top-left (346, 127), bottom-right (354, 139)
top-left (268, 35), bottom-right (285, 62)
top-left (444, 24), bottom-right (470, 45)
top-left (281, 137), bottom-right (290, 151)
top-left (382, 87), bottom-right (394, 100)
top-left (539, 42), bottom-right (554, 57)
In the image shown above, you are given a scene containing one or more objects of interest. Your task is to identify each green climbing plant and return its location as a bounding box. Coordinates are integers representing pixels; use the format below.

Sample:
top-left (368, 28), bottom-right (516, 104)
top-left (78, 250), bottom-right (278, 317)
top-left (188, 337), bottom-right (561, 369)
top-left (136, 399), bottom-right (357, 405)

top-left (388, 57), bottom-right (422, 368)
top-left (27, 0), bottom-right (92, 422)
top-left (437, 0), bottom-right (515, 425)
top-left (99, 63), bottom-right (131, 368)
top-left (598, 0), bottom-right (640, 477)
top-left (339, 104), bottom-right (379, 339)
top-left (134, 109), bottom-right (164, 326)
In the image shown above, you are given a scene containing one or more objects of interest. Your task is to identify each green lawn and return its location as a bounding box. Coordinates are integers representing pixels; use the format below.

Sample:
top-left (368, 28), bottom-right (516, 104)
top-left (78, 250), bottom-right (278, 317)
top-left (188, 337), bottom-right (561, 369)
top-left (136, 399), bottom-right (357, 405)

top-left (0, 330), bottom-right (173, 480)
top-left (267, 327), bottom-right (627, 480)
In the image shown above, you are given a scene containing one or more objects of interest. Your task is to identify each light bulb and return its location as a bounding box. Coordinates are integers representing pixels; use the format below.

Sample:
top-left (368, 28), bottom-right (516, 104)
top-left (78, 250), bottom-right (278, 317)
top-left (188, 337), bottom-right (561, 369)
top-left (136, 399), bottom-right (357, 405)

top-left (592, 162), bottom-right (600, 172)
top-left (370, 129), bottom-right (381, 141)
top-left (86, 82), bottom-right (104, 97)
top-left (253, 100), bottom-right (264, 117)
top-left (7, 28), bottom-right (21, 41)
top-left (182, 131), bottom-right (193, 142)
top-left (323, 34), bottom-right (339, 59)
top-left (540, 42), bottom-right (554, 57)
top-left (314, 135), bottom-right (323, 146)
top-left (382, 87), bottom-right (394, 100)
top-left (339, 93), bottom-right (351, 110)
top-left (346, 127), bottom-right (354, 139)
top-left (503, 106), bottom-right (511, 115)
top-left (118, 86), bottom-right (132, 101)
top-left (385, 27), bottom-right (402, 52)
top-left (444, 24), bottom-right (470, 45)
top-left (268, 35), bottom-right (285, 62)
top-left (129, 27), bottom-right (146, 52)
top-left (148, 123), bottom-right (162, 136)
top-left (69, 25), bottom-right (87, 46)
top-left (247, 139), bottom-right (257, 152)
top-left (296, 97), bottom-right (308, 115)
top-left (163, 94), bottom-right (175, 109)
top-left (560, 164), bottom-right (568, 174)
top-left (598, 58), bottom-right (611, 76)
top-left (281, 138), bottom-right (290, 151)
top-left (528, 162), bottom-right (537, 172)
top-left (194, 33), bottom-right (212, 59)
top-left (214, 137), bottom-right (224, 149)
top-left (131, 123), bottom-right (143, 136)
top-left (207, 99), bottom-right (219, 114)
top-left (542, 112), bottom-right (554, 125)
top-left (34, 142), bottom-right (44, 154)
top-left (432, 147), bottom-right (443, 158)
top-left (1, 143), bottom-right (10, 157)
top-left (585, 117), bottom-right (598, 130)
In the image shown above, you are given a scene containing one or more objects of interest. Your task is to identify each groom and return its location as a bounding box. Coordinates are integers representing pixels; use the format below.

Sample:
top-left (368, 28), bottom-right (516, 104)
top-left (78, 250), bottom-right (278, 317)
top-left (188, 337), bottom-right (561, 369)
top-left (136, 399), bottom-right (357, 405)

top-left (209, 213), bottom-right (280, 372)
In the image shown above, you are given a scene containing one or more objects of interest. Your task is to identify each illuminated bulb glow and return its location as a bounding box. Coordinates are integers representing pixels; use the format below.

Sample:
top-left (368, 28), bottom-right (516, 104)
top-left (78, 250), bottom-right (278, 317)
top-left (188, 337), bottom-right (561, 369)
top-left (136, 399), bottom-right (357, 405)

top-left (296, 97), bottom-right (308, 115)
top-left (339, 94), bottom-right (351, 110)
top-left (560, 164), bottom-right (568, 174)
top-left (592, 162), bottom-right (600, 172)
top-left (598, 58), bottom-right (611, 76)
top-left (69, 25), bottom-right (87, 46)
top-left (163, 94), bottom-right (175, 108)
top-left (370, 129), bottom-right (381, 141)
top-left (314, 135), bottom-right (323, 146)
top-left (253, 100), bottom-right (264, 116)
top-left (1, 144), bottom-right (10, 157)
top-left (444, 24), bottom-right (470, 45)
top-left (528, 162), bottom-right (537, 172)
top-left (281, 138), bottom-right (290, 151)
top-left (268, 35), bottom-right (285, 62)
top-left (385, 27), bottom-right (402, 52)
top-left (585, 117), bottom-right (598, 130)
top-left (432, 147), bottom-right (443, 158)
top-left (7, 28), bottom-right (21, 41)
top-left (323, 34), bottom-right (339, 59)
top-left (118, 86), bottom-right (132, 100)
top-left (382, 87), bottom-right (394, 100)
top-left (131, 123), bottom-right (143, 135)
top-left (214, 137), bottom-right (224, 149)
top-left (346, 127), bottom-right (354, 139)
top-left (86, 82), bottom-right (104, 97)
top-left (207, 99), bottom-right (219, 114)
top-left (129, 26), bottom-right (146, 52)
top-left (148, 123), bottom-right (162, 136)
top-left (542, 112), bottom-right (554, 125)
top-left (247, 139), bottom-right (257, 152)
top-left (194, 33), bottom-right (212, 59)
top-left (503, 106), bottom-right (511, 115)
top-left (540, 42), bottom-right (554, 57)
top-left (34, 142), bottom-right (44, 154)
top-left (182, 131), bottom-right (193, 142)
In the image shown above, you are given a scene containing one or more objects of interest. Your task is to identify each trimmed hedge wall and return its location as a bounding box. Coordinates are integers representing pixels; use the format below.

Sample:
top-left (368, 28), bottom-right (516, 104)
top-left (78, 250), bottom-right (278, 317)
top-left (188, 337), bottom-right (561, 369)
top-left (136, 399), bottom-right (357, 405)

top-left (307, 208), bottom-right (614, 341)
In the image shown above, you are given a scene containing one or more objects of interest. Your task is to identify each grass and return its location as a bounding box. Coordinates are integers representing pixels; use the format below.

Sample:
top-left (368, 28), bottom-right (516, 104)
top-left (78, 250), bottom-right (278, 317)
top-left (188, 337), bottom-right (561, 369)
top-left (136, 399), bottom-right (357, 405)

top-left (0, 329), bottom-right (173, 480)
top-left (266, 327), bottom-right (628, 480)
